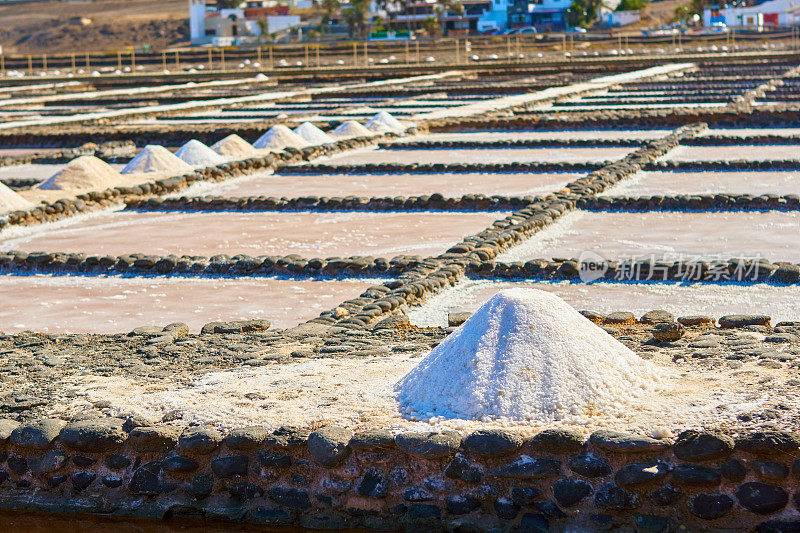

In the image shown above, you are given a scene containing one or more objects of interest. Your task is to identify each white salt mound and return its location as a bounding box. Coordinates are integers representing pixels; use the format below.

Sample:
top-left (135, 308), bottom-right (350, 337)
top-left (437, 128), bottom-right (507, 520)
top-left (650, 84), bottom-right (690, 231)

top-left (331, 120), bottom-right (374, 138)
top-left (0, 182), bottom-right (31, 213)
top-left (122, 145), bottom-right (193, 175)
top-left (365, 111), bottom-right (405, 133)
top-left (174, 139), bottom-right (226, 167)
top-left (252, 125), bottom-right (309, 150)
top-left (210, 134), bottom-right (256, 157)
top-left (395, 288), bottom-right (662, 422)
top-left (293, 122), bottom-right (335, 145)
top-left (37, 156), bottom-right (122, 191)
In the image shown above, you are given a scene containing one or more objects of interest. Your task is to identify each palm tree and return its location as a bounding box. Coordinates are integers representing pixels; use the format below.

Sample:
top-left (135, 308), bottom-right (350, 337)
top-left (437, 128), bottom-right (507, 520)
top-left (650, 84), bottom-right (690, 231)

top-left (342, 0), bottom-right (370, 38)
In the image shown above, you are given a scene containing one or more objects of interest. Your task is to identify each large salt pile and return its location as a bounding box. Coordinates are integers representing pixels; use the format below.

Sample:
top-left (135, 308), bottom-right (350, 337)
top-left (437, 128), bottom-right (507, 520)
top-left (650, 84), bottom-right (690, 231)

top-left (210, 134), bottom-right (256, 157)
top-left (396, 289), bottom-right (662, 422)
top-left (252, 125), bottom-right (309, 150)
top-left (293, 122), bottom-right (335, 144)
top-left (365, 111), bottom-right (406, 133)
top-left (37, 156), bottom-right (122, 191)
top-left (331, 120), bottom-right (374, 138)
top-left (121, 145), bottom-right (193, 175)
top-left (175, 139), bottom-right (226, 167)
top-left (0, 182), bottom-right (31, 212)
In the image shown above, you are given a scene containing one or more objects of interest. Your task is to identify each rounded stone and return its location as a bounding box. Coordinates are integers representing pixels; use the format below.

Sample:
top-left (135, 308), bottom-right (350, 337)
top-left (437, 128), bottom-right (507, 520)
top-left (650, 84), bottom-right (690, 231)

top-left (462, 429), bottom-right (523, 457)
top-left (179, 427), bottom-right (223, 455)
top-left (349, 430), bottom-right (396, 451)
top-left (59, 418), bottom-right (126, 453)
top-left (552, 477), bottom-right (593, 507)
top-left (719, 315), bottom-right (771, 328)
top-left (651, 322), bottom-right (685, 342)
top-left (568, 454), bottom-right (612, 478)
top-left (640, 310), bottom-right (675, 324)
top-left (0, 419), bottom-right (19, 442)
top-left (674, 430), bottom-right (734, 462)
top-left (688, 493), bottom-right (734, 520)
top-left (615, 460), bottom-right (670, 487)
top-left (529, 429), bottom-right (585, 454)
top-left (594, 483), bottom-right (639, 511)
top-left (127, 426), bottom-right (179, 453)
top-left (735, 482), bottom-right (789, 514)
top-left (307, 427), bottom-right (352, 467)
top-left (672, 464), bottom-right (721, 487)
top-left (605, 312), bottom-right (635, 325)
top-left (590, 430), bottom-right (670, 453)
top-left (161, 456), bottom-right (199, 474)
top-left (396, 431), bottom-right (461, 459)
top-left (224, 426), bottom-right (269, 451)
top-left (10, 419), bottom-right (65, 450)
top-left (736, 431), bottom-right (800, 456)
top-left (721, 458), bottom-right (747, 482)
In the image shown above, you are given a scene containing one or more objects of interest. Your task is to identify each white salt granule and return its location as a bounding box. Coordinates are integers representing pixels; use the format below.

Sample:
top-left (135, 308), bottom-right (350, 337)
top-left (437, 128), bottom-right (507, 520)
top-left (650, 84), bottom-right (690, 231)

top-left (252, 125), bottom-right (309, 150)
top-left (0, 181), bottom-right (31, 213)
top-left (293, 122), bottom-right (335, 144)
top-left (331, 120), bottom-right (374, 138)
top-left (174, 139), bottom-right (226, 167)
top-left (395, 288), bottom-right (662, 422)
top-left (37, 155), bottom-right (122, 191)
top-left (121, 145), bottom-right (193, 175)
top-left (365, 111), bottom-right (406, 133)
top-left (210, 134), bottom-right (256, 157)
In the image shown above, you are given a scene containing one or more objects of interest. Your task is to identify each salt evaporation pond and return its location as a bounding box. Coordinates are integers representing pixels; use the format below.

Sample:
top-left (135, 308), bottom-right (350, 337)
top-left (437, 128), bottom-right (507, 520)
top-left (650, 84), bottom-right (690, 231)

top-left (604, 170), bottom-right (800, 196)
top-left (409, 279), bottom-right (800, 327)
top-left (3, 210), bottom-right (506, 258)
top-left (700, 127), bottom-right (800, 137)
top-left (412, 130), bottom-right (673, 142)
top-left (0, 163), bottom-right (125, 182)
top-left (0, 274), bottom-right (383, 333)
top-left (664, 145), bottom-right (800, 162)
top-left (321, 147), bottom-right (634, 165)
top-left (200, 171), bottom-right (584, 198)
top-left (496, 210), bottom-right (800, 263)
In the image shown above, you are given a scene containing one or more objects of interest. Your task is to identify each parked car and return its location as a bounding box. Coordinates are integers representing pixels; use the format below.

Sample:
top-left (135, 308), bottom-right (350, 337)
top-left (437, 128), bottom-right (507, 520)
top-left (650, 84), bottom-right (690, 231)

top-left (509, 27), bottom-right (537, 35)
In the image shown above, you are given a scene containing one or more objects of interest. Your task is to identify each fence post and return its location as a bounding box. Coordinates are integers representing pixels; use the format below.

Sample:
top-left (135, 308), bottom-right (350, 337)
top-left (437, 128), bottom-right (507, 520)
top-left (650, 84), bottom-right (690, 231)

top-left (70, 53), bottom-right (75, 73)
top-left (316, 44), bottom-right (320, 68)
top-left (85, 52), bottom-right (90, 70)
top-left (416, 40), bottom-right (420, 63)
top-left (27, 55), bottom-right (32, 75)
top-left (405, 40), bottom-right (410, 64)
top-left (117, 51), bottom-right (122, 71)
top-left (269, 46), bottom-right (274, 69)
top-left (364, 41), bottom-right (368, 66)
top-left (353, 42), bottom-right (357, 66)
top-left (257, 45), bottom-right (262, 66)
top-left (220, 48), bottom-right (225, 70)
top-left (0, 54), bottom-right (4, 75)
top-left (305, 44), bottom-right (309, 65)
top-left (207, 48), bottom-right (211, 70)
top-left (131, 49), bottom-right (136, 70)
top-left (175, 50), bottom-right (181, 70)
top-left (42, 54), bottom-right (47, 72)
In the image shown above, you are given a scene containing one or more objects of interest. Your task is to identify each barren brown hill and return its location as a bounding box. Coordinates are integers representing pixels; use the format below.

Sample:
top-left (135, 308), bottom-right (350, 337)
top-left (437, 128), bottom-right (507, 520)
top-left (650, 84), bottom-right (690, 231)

top-left (0, 0), bottom-right (190, 54)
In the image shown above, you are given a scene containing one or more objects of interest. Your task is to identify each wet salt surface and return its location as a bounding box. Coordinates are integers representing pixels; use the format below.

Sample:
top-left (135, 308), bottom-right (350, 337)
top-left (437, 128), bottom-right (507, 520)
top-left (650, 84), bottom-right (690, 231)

top-left (197, 171), bottom-right (583, 198)
top-left (701, 127), bottom-right (800, 137)
top-left (664, 145), bottom-right (800, 162)
top-left (0, 274), bottom-right (384, 333)
top-left (409, 279), bottom-right (800, 327)
top-left (2, 210), bottom-right (506, 258)
top-left (0, 163), bottom-right (125, 181)
top-left (496, 210), bottom-right (800, 263)
top-left (409, 130), bottom-right (672, 142)
top-left (0, 148), bottom-right (63, 157)
top-left (321, 147), bottom-right (634, 165)
top-left (603, 170), bottom-right (800, 196)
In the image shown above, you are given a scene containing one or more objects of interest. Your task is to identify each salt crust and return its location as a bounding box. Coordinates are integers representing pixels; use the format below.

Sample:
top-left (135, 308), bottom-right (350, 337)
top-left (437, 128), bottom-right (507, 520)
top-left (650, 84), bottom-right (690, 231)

top-left (331, 120), bottom-right (374, 138)
top-left (174, 139), bottom-right (226, 167)
top-left (0, 181), bottom-right (31, 213)
top-left (121, 145), bottom-right (193, 175)
top-left (252, 125), bottom-right (309, 150)
top-left (210, 134), bottom-right (256, 157)
top-left (37, 156), bottom-right (122, 191)
top-left (396, 288), bottom-right (662, 422)
top-left (293, 122), bottom-right (335, 144)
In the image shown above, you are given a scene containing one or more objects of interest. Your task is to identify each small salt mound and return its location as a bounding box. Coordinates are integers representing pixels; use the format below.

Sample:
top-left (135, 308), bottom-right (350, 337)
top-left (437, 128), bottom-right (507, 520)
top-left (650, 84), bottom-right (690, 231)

top-left (365, 111), bottom-right (405, 133)
top-left (37, 156), bottom-right (122, 191)
top-left (293, 122), bottom-right (335, 145)
top-left (396, 288), bottom-right (662, 422)
top-left (175, 139), bottom-right (226, 167)
top-left (252, 125), bottom-right (309, 150)
top-left (0, 181), bottom-right (31, 212)
top-left (331, 120), bottom-right (374, 138)
top-left (121, 145), bottom-right (193, 175)
top-left (210, 134), bottom-right (257, 157)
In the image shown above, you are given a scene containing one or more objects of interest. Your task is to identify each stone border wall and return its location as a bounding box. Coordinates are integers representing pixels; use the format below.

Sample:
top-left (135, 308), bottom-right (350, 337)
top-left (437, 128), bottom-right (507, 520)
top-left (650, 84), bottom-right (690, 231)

top-left (581, 194), bottom-right (800, 212)
top-left (379, 139), bottom-right (644, 149)
top-left (0, 135), bottom-right (392, 232)
top-left (645, 160), bottom-right (800, 171)
top-left (0, 419), bottom-right (799, 531)
top-left (125, 195), bottom-right (533, 213)
top-left (278, 161), bottom-right (606, 175)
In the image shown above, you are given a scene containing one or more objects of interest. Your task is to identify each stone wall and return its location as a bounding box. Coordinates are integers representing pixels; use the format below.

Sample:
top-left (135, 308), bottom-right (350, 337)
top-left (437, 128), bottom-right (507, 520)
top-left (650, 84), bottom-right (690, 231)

top-left (0, 420), bottom-right (799, 531)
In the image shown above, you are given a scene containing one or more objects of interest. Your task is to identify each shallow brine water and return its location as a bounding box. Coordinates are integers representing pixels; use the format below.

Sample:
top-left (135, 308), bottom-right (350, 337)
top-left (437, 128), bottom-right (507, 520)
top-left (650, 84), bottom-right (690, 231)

top-left (496, 210), bottom-right (800, 263)
top-left (663, 145), bottom-right (800, 162)
top-left (321, 147), bottom-right (634, 165)
top-left (198, 171), bottom-right (583, 198)
top-left (2, 210), bottom-right (507, 258)
top-left (412, 130), bottom-right (672, 142)
top-left (0, 274), bottom-right (383, 333)
top-left (603, 170), bottom-right (800, 196)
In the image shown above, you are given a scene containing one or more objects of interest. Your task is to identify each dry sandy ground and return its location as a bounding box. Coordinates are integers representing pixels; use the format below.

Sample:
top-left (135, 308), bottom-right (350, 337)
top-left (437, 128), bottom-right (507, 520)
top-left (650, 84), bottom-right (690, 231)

top-left (0, 0), bottom-right (189, 54)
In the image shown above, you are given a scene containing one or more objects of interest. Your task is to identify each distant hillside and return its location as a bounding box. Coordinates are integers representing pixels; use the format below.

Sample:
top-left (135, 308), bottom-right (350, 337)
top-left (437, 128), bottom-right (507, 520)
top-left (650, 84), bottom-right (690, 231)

top-left (0, 0), bottom-right (190, 54)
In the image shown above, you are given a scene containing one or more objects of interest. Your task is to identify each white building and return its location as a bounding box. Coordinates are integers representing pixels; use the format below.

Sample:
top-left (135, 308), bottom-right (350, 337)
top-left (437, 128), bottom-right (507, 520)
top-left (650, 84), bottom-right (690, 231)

top-left (704, 0), bottom-right (800, 27)
top-left (189, 0), bottom-right (301, 45)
